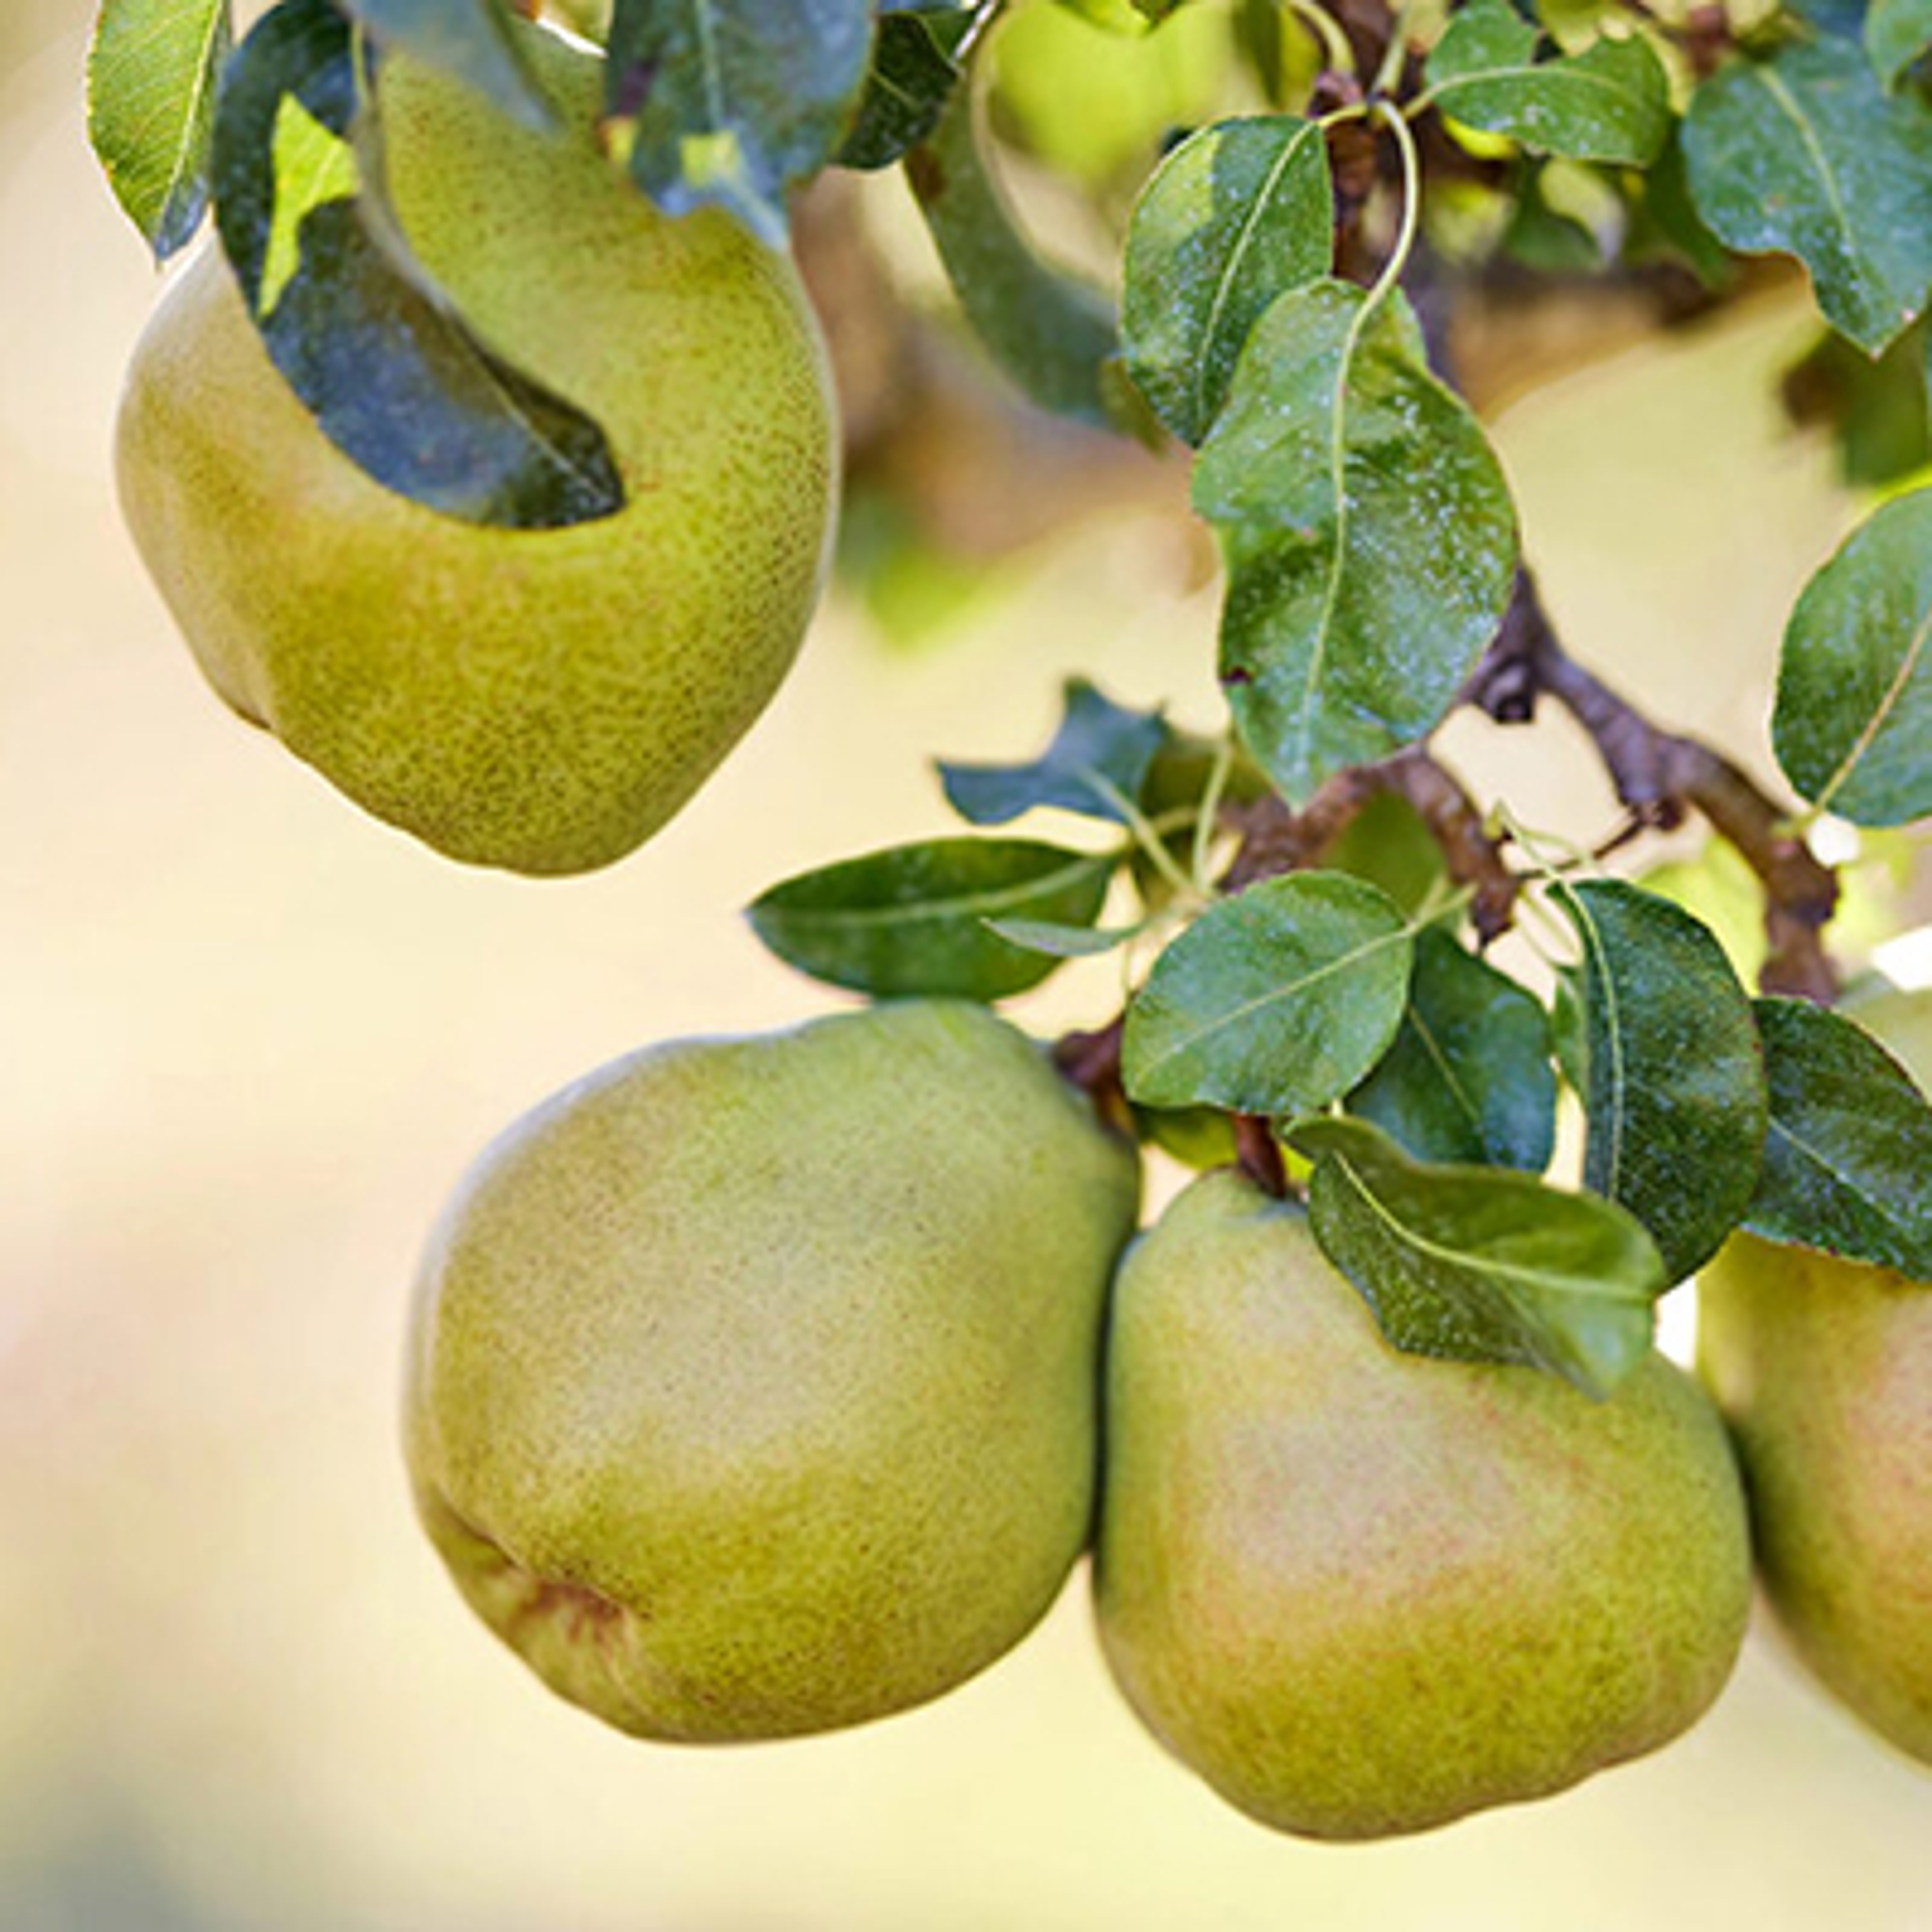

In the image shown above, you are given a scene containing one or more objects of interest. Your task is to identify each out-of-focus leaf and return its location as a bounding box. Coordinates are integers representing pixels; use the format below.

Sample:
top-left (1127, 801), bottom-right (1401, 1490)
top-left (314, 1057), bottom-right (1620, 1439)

top-left (939, 679), bottom-right (1168, 828)
top-left (1120, 115), bottom-right (1333, 446)
top-left (747, 838), bottom-right (1116, 998)
top-left (836, 10), bottom-right (961, 170)
top-left (1346, 927), bottom-right (1558, 1172)
top-left (1195, 280), bottom-right (1518, 803)
top-left (1781, 319), bottom-right (1930, 490)
top-left (908, 79), bottom-right (1121, 428)
top-left (1121, 871), bottom-right (1412, 1114)
top-left (1321, 791), bottom-right (1451, 917)
top-left (1289, 1115), bottom-right (1667, 1399)
top-left (336, 0), bottom-right (552, 126)
top-left (88, 0), bottom-right (232, 259)
top-left (211, 0), bottom-right (625, 528)
top-left (605, 0), bottom-right (874, 245)
top-left (1869, 0), bottom-right (1932, 88)
top-left (1557, 879), bottom-right (1767, 1284)
top-left (1774, 488), bottom-right (1932, 828)
top-left (1425, 1), bottom-right (1670, 166)
top-left (1682, 40), bottom-right (1932, 355)
top-left (1744, 997), bottom-right (1932, 1279)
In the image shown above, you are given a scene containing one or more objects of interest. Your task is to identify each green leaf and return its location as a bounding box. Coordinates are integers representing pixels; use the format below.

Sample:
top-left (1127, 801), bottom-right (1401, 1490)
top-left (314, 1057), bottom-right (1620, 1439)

top-left (938, 679), bottom-right (1169, 828)
top-left (1773, 488), bottom-right (1932, 828)
top-left (1321, 790), bottom-right (1451, 916)
top-left (88, 0), bottom-right (232, 260)
top-left (1120, 115), bottom-right (1333, 447)
top-left (836, 11), bottom-right (961, 170)
top-left (908, 80), bottom-right (1121, 428)
top-left (337, 0), bottom-right (553, 127)
top-left (1120, 871), bottom-right (1413, 1114)
top-left (1781, 319), bottom-right (1930, 489)
top-left (1682, 40), bottom-right (1932, 355)
top-left (1744, 997), bottom-right (1932, 1280)
top-left (1556, 879), bottom-right (1767, 1284)
top-left (1869, 0), bottom-right (1932, 88)
top-left (746, 839), bottom-right (1116, 999)
top-left (1195, 281), bottom-right (1518, 804)
top-left (211, 0), bottom-right (625, 529)
top-left (604, 0), bottom-right (874, 246)
top-left (1424, 2), bottom-right (1669, 166)
top-left (1347, 927), bottom-right (1558, 1172)
top-left (1288, 1115), bottom-right (1668, 1399)
top-left (981, 916), bottom-right (1142, 957)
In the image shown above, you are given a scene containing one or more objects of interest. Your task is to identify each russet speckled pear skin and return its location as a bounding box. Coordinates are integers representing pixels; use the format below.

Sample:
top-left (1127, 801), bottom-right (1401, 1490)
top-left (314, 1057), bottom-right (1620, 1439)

top-left (1095, 1170), bottom-right (1752, 1840)
top-left (405, 1000), bottom-right (1141, 1741)
top-left (115, 27), bottom-right (836, 875)
top-left (1697, 987), bottom-right (1932, 1765)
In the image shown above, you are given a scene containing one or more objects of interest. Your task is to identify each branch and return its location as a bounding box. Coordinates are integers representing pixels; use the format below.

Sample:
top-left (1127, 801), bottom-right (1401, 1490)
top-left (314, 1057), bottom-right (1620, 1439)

top-left (1466, 571), bottom-right (1841, 1001)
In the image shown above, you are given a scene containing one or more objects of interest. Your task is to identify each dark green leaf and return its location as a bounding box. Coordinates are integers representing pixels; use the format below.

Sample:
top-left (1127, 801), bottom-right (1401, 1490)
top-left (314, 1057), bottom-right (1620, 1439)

top-left (88, 0), bottom-right (232, 259)
top-left (1774, 488), bottom-right (1932, 827)
top-left (1289, 1115), bottom-right (1667, 1399)
top-left (1120, 115), bottom-right (1333, 447)
top-left (1196, 280), bottom-right (1518, 803)
top-left (1121, 871), bottom-right (1413, 1113)
top-left (1320, 791), bottom-right (1451, 917)
top-left (336, 0), bottom-right (552, 127)
top-left (1625, 127), bottom-right (1737, 291)
top-left (908, 81), bottom-right (1121, 428)
top-left (1781, 319), bottom-right (1930, 489)
top-left (605, 0), bottom-right (874, 245)
top-left (1869, 0), bottom-right (1932, 87)
top-left (1744, 997), bottom-right (1932, 1279)
top-left (1557, 879), bottom-right (1767, 1284)
top-left (939, 679), bottom-right (1168, 827)
top-left (1682, 40), bottom-right (1932, 354)
top-left (1550, 963), bottom-right (1587, 1094)
top-left (746, 839), bottom-right (1116, 998)
top-left (1347, 927), bottom-right (1558, 1172)
top-left (1425, 2), bottom-right (1669, 166)
top-left (211, 0), bottom-right (625, 529)
top-left (836, 11), bottom-right (960, 169)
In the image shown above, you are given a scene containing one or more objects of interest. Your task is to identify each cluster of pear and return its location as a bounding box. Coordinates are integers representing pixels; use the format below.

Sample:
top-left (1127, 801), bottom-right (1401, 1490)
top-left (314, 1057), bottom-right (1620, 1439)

top-left (116, 27), bottom-right (838, 876)
top-left (404, 988), bottom-right (1932, 1839)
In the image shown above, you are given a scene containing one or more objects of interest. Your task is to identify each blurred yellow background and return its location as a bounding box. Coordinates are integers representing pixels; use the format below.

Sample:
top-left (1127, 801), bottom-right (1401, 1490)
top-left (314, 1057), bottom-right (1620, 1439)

top-left (5, 4), bottom-right (1930, 1926)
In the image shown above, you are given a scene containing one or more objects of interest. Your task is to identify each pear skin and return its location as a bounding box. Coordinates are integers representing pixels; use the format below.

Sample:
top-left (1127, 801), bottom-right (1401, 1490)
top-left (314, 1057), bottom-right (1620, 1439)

top-left (116, 25), bottom-right (837, 875)
top-left (1697, 985), bottom-right (1932, 1764)
top-left (1095, 1170), bottom-right (1752, 1840)
top-left (405, 1000), bottom-right (1140, 1741)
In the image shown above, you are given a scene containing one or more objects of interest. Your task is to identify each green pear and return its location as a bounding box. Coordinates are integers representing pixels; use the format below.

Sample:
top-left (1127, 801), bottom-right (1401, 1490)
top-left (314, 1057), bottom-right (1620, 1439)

top-left (116, 24), bottom-right (837, 875)
top-left (405, 999), bottom-right (1140, 1740)
top-left (1697, 984), bottom-right (1932, 1764)
top-left (1095, 1170), bottom-right (1752, 1839)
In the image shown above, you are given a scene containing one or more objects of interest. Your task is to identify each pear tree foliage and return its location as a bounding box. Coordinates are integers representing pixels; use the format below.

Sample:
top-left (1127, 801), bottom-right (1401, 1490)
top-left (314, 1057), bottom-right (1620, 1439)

top-left (88, 0), bottom-right (1932, 1394)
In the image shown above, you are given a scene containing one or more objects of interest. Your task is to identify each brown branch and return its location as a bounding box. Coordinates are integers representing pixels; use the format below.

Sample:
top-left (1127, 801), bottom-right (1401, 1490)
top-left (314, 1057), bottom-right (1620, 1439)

top-left (1234, 1116), bottom-right (1290, 1198)
top-left (1052, 1017), bottom-right (1132, 1136)
top-left (1466, 571), bottom-right (1842, 1002)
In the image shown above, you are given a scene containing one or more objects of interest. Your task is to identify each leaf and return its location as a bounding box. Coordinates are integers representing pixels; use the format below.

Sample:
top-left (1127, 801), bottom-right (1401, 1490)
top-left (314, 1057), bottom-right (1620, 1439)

top-left (1346, 927), bottom-right (1558, 1172)
top-left (1869, 0), bottom-right (1932, 88)
top-left (1120, 871), bottom-right (1413, 1114)
top-left (746, 839), bottom-right (1116, 999)
top-left (1195, 281), bottom-right (1518, 804)
top-left (336, 0), bottom-right (553, 127)
top-left (1320, 791), bottom-right (1451, 917)
top-left (1780, 319), bottom-right (1930, 490)
top-left (1288, 1115), bottom-right (1668, 1399)
top-left (210, 0), bottom-right (625, 529)
top-left (908, 79), bottom-right (1122, 428)
top-left (1120, 115), bottom-right (1334, 447)
top-left (605, 0), bottom-right (874, 246)
top-left (836, 10), bottom-right (961, 170)
top-left (1556, 879), bottom-right (1767, 1284)
top-left (88, 0), bottom-right (232, 260)
top-left (982, 916), bottom-right (1142, 957)
top-left (1424, 2), bottom-right (1669, 167)
top-left (1743, 997), bottom-right (1932, 1280)
top-left (1682, 39), bottom-right (1932, 355)
top-left (1773, 488), bottom-right (1932, 828)
top-left (938, 679), bottom-right (1169, 827)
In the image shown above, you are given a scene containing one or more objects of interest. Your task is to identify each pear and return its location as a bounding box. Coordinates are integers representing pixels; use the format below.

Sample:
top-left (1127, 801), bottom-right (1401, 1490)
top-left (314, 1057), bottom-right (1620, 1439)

top-left (1697, 985), bottom-right (1932, 1764)
top-left (116, 24), bottom-right (837, 875)
top-left (1095, 1170), bottom-right (1752, 1839)
top-left (404, 999), bottom-right (1140, 1740)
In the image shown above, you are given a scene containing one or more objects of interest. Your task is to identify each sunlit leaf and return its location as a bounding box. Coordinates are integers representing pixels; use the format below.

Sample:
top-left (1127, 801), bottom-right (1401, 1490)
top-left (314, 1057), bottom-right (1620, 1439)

top-left (1289, 1115), bottom-right (1667, 1399)
top-left (88, 0), bottom-right (232, 260)
top-left (1195, 280), bottom-right (1518, 803)
top-left (1774, 487), bottom-right (1932, 827)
